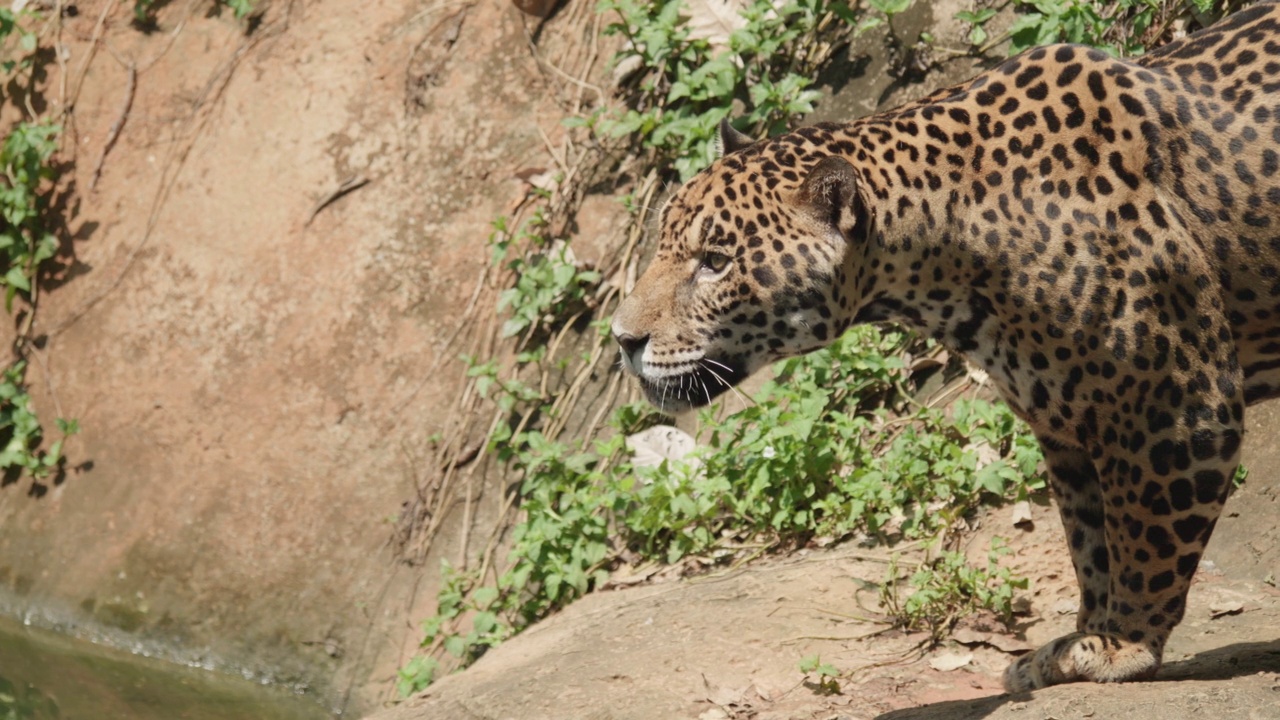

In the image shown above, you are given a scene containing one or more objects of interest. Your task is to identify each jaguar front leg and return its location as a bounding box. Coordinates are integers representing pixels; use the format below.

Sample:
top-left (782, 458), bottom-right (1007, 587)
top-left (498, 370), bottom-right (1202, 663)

top-left (1004, 405), bottom-right (1243, 691)
top-left (1037, 437), bottom-right (1110, 633)
top-left (1001, 437), bottom-right (1111, 693)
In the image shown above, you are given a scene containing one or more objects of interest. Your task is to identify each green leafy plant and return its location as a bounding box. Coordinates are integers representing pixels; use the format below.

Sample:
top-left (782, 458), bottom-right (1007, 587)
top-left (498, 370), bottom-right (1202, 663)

top-left (1232, 463), bottom-right (1248, 488)
top-left (1008, 0), bottom-right (1159, 55)
top-left (599, 0), bottom-right (845, 180)
top-left (961, 0), bottom-right (1239, 56)
top-left (132, 0), bottom-right (164, 27)
top-left (400, 327), bottom-right (1044, 695)
top-left (1, 121), bottom-right (60, 310)
top-left (0, 7), bottom-right (38, 78)
top-left (857, 0), bottom-right (912, 36)
top-left (134, 1), bottom-right (255, 28)
top-left (487, 212), bottom-right (601, 341)
top-left (496, 244), bottom-right (600, 339)
top-left (395, 656), bottom-right (439, 698)
top-left (621, 329), bottom-right (1044, 564)
top-left (955, 8), bottom-right (998, 46)
top-left (222, 0), bottom-right (256, 19)
top-left (0, 12), bottom-right (79, 482)
top-left (425, 564), bottom-right (513, 661)
top-left (799, 654), bottom-right (842, 694)
top-left (880, 538), bottom-right (1027, 642)
top-left (0, 362), bottom-right (76, 479)
top-left (465, 356), bottom-right (545, 413)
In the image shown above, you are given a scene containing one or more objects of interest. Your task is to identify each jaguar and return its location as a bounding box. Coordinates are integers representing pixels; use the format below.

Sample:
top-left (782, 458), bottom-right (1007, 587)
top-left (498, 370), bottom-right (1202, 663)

top-left (611, 1), bottom-right (1280, 690)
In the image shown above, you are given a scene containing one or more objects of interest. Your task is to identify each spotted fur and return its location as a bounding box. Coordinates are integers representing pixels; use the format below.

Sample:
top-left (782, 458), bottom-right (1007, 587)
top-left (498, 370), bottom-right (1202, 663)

top-left (612, 2), bottom-right (1280, 690)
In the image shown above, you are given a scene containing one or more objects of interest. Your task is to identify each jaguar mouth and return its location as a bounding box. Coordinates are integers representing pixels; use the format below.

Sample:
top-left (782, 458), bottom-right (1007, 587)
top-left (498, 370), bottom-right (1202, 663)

top-left (636, 357), bottom-right (747, 413)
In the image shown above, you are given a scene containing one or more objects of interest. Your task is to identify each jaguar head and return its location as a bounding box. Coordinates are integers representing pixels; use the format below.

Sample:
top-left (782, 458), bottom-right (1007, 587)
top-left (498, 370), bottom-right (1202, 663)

top-left (611, 121), bottom-right (870, 412)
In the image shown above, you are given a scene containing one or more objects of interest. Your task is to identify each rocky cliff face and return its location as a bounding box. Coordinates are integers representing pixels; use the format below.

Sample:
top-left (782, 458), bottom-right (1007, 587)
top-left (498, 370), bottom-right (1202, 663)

top-left (0, 0), bottom-right (593, 711)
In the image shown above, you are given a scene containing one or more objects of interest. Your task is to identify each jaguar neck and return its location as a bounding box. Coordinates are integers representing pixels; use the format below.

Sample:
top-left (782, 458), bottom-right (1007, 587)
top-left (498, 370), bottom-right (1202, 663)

top-left (834, 114), bottom-right (999, 354)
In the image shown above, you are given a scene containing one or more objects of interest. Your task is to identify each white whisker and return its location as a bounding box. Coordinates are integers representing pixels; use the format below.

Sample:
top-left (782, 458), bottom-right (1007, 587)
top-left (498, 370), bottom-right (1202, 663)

top-left (700, 363), bottom-right (729, 389)
top-left (702, 357), bottom-right (735, 374)
top-left (698, 359), bottom-right (752, 412)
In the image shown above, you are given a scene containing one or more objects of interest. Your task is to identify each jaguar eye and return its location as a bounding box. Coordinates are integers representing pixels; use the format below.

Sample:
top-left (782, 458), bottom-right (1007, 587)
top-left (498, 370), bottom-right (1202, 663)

top-left (700, 251), bottom-right (731, 275)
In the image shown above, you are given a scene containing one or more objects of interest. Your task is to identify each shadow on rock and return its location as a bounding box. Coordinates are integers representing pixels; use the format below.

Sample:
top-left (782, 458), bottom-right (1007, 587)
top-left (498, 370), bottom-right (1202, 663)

top-left (874, 693), bottom-right (1010, 720)
top-left (874, 638), bottom-right (1280, 720)
top-left (1158, 638), bottom-right (1280, 680)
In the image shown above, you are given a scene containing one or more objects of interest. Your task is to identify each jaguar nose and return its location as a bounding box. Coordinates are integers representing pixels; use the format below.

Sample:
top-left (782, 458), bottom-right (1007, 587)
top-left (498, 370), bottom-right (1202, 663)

top-left (614, 331), bottom-right (649, 359)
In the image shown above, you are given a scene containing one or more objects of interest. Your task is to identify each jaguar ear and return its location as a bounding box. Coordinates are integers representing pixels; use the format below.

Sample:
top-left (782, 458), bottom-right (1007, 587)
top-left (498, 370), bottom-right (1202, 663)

top-left (718, 118), bottom-right (755, 156)
top-left (796, 155), bottom-right (861, 230)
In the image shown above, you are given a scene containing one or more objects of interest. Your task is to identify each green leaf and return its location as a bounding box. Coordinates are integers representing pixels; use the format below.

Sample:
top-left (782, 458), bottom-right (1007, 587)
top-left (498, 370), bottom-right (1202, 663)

top-left (443, 634), bottom-right (466, 658)
top-left (867, 0), bottom-right (911, 14)
top-left (395, 656), bottom-right (438, 696)
top-left (955, 9), bottom-right (995, 23)
top-left (854, 15), bottom-right (884, 35)
top-left (472, 585), bottom-right (499, 608)
top-left (472, 611), bottom-right (497, 635)
top-left (4, 267), bottom-right (29, 292)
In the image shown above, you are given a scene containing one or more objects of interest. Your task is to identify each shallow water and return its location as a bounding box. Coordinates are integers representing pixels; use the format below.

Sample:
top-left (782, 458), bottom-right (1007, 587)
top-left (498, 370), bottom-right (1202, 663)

top-left (0, 615), bottom-right (332, 720)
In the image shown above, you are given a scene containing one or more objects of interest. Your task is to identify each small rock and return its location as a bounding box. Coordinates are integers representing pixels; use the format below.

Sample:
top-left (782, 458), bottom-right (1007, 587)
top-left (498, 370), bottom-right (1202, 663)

top-left (1209, 599), bottom-right (1245, 618)
top-left (1051, 598), bottom-right (1078, 615)
top-left (952, 627), bottom-right (1034, 654)
top-left (1010, 500), bottom-right (1034, 528)
top-left (698, 709), bottom-right (730, 720)
top-left (928, 652), bottom-right (973, 672)
top-left (1199, 559), bottom-right (1224, 576)
top-left (704, 682), bottom-right (745, 707)
top-left (610, 55), bottom-right (644, 88)
top-left (626, 425), bottom-right (700, 473)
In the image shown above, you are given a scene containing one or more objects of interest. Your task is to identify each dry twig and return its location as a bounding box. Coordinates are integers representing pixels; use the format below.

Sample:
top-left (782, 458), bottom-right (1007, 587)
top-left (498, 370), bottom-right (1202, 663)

top-left (89, 62), bottom-right (135, 191)
top-left (305, 175), bottom-right (369, 225)
top-left (65, 0), bottom-right (113, 115)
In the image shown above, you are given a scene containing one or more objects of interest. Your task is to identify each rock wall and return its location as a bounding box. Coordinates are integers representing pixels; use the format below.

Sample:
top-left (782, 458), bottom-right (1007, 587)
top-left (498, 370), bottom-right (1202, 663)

top-left (0, 0), bottom-right (599, 711)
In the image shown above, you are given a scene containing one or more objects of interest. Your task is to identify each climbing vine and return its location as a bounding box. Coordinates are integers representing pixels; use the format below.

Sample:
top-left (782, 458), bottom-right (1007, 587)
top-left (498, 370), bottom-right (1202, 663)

top-left (0, 7), bottom-right (77, 482)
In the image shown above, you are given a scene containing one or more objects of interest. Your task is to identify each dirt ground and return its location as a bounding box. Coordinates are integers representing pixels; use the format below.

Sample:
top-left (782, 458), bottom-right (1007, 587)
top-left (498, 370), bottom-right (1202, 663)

top-left (368, 404), bottom-right (1280, 720)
